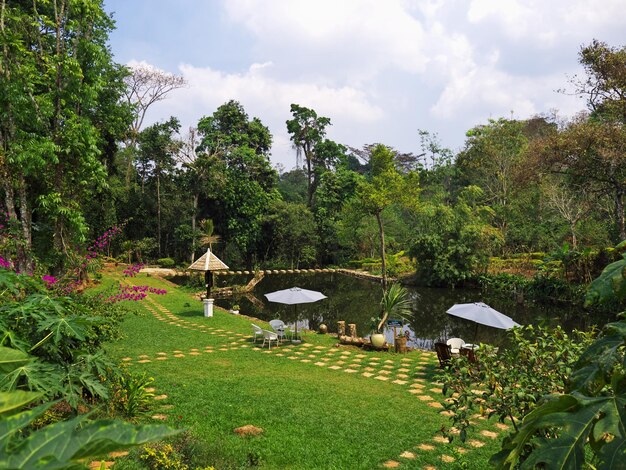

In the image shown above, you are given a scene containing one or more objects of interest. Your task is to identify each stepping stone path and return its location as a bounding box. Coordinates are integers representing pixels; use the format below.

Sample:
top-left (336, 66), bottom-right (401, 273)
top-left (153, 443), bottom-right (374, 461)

top-left (119, 282), bottom-right (513, 469)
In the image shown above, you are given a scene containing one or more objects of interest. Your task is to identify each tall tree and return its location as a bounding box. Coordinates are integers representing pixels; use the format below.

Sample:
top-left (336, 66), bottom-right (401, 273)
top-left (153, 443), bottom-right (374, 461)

top-left (122, 64), bottom-right (185, 187)
top-left (356, 144), bottom-right (419, 289)
top-left (137, 117), bottom-right (181, 256)
top-left (0, 0), bottom-right (130, 273)
top-left (286, 104), bottom-right (331, 206)
top-left (196, 101), bottom-right (277, 269)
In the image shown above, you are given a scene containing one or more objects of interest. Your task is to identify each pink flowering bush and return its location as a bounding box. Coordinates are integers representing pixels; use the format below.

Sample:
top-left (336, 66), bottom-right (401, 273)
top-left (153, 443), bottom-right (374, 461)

top-left (123, 263), bottom-right (144, 277)
top-left (106, 284), bottom-right (167, 303)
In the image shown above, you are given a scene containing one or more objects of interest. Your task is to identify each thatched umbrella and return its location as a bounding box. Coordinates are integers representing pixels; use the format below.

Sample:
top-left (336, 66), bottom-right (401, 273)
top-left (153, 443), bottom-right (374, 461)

top-left (188, 248), bottom-right (229, 298)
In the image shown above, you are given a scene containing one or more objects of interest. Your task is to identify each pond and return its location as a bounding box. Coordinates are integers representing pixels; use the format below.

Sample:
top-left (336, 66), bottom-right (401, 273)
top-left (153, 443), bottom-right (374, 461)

top-left (178, 272), bottom-right (613, 349)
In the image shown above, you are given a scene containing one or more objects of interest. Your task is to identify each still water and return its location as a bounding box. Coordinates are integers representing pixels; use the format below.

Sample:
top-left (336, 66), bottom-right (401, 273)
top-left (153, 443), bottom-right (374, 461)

top-left (201, 272), bottom-right (608, 349)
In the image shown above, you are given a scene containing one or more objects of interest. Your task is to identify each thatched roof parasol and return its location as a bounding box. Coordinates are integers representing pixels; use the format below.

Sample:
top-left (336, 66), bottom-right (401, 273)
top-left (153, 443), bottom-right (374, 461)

top-left (188, 248), bottom-right (229, 271)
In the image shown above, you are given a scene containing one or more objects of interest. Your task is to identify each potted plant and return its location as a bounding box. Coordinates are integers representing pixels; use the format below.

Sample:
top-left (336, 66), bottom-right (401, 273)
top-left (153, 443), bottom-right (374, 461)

top-left (370, 284), bottom-right (411, 348)
top-left (231, 304), bottom-right (240, 314)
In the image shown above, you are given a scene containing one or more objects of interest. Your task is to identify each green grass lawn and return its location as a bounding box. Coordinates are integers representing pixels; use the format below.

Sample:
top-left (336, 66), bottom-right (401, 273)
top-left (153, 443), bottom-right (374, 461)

top-left (103, 270), bottom-right (507, 469)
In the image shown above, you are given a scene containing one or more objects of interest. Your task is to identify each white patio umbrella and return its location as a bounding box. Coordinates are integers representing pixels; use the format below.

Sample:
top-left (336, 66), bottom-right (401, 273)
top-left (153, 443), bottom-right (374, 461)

top-left (264, 287), bottom-right (327, 341)
top-left (446, 302), bottom-right (520, 331)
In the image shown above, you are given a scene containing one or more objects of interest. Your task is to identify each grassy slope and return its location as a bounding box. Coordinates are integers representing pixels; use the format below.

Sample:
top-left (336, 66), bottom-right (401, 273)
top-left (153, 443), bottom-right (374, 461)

top-left (104, 271), bottom-right (504, 469)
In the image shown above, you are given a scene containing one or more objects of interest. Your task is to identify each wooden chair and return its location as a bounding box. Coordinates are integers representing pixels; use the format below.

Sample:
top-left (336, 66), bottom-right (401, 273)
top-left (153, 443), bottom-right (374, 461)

top-left (435, 342), bottom-right (452, 368)
top-left (460, 345), bottom-right (478, 364)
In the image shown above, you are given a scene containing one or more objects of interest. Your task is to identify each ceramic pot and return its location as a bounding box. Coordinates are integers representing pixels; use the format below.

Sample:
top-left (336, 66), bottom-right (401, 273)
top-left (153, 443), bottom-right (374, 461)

top-left (370, 333), bottom-right (385, 348)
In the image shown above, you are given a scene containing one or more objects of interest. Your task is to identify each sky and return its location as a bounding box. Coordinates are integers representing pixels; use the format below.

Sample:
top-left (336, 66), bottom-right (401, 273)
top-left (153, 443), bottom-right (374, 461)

top-left (103, 0), bottom-right (626, 170)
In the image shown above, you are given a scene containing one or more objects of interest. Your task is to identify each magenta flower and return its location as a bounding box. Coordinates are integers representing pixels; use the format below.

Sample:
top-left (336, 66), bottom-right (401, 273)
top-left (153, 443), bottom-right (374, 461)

top-left (42, 274), bottom-right (58, 287)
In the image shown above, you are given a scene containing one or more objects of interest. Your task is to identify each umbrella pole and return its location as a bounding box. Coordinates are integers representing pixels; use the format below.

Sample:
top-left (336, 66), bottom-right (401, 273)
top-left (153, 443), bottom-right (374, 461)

top-left (473, 323), bottom-right (478, 344)
top-left (294, 304), bottom-right (298, 341)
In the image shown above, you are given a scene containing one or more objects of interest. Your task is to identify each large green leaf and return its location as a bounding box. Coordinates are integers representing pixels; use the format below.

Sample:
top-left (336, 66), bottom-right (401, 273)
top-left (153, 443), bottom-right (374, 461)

top-left (492, 393), bottom-right (626, 470)
top-left (0, 402), bottom-right (52, 448)
top-left (0, 390), bottom-right (42, 416)
top-left (585, 253), bottom-right (626, 306)
top-left (3, 416), bottom-right (179, 469)
top-left (0, 347), bottom-right (30, 373)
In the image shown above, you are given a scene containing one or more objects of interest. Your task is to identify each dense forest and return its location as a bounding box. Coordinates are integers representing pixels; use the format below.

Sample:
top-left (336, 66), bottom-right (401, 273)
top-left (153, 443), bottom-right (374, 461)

top-left (1, 0), bottom-right (625, 289)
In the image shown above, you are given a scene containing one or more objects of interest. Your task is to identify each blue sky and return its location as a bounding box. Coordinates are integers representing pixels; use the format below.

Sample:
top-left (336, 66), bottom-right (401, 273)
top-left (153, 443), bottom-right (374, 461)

top-left (103, 0), bottom-right (626, 169)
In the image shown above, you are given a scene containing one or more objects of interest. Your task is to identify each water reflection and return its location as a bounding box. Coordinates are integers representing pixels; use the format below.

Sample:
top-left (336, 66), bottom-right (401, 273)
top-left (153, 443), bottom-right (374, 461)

top-left (204, 272), bottom-right (608, 348)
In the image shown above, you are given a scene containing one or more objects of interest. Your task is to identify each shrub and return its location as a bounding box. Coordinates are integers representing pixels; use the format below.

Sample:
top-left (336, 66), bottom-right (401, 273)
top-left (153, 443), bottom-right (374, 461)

top-left (440, 325), bottom-right (595, 442)
top-left (110, 371), bottom-right (156, 420)
top-left (157, 258), bottom-right (176, 268)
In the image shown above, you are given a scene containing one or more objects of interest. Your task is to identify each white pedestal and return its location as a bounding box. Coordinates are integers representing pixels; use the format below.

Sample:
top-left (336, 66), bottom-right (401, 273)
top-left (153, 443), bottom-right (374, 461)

top-left (203, 298), bottom-right (214, 317)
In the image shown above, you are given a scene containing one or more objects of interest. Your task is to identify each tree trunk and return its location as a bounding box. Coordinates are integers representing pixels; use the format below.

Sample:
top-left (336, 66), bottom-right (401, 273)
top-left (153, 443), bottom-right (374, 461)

top-left (191, 193), bottom-right (198, 263)
top-left (17, 176), bottom-right (33, 274)
top-left (305, 144), bottom-right (313, 207)
top-left (615, 188), bottom-right (625, 241)
top-left (375, 211), bottom-right (387, 290)
top-left (157, 172), bottom-right (161, 257)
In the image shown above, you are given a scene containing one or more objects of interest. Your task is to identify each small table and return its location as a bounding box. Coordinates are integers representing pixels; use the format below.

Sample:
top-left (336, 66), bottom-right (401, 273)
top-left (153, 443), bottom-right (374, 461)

top-left (462, 343), bottom-right (479, 350)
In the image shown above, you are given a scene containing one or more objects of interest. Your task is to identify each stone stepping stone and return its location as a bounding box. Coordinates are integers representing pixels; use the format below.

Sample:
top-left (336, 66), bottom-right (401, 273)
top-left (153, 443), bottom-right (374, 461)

top-left (121, 357), bottom-right (132, 362)
top-left (145, 387), bottom-right (156, 393)
top-left (262, 351), bottom-right (272, 354)
top-left (397, 368), bottom-right (410, 373)
top-left (335, 361), bottom-right (346, 365)
top-left (314, 346), bottom-right (326, 350)
top-left (355, 354), bottom-right (366, 358)
top-left (382, 460), bottom-right (400, 468)
top-left (288, 356), bottom-right (298, 360)
top-left (399, 451), bottom-right (416, 459)
top-left (156, 357), bottom-right (167, 361)
top-left (240, 345), bottom-right (250, 348)
top-left (137, 359), bottom-right (151, 363)
top-left (374, 375), bottom-right (390, 381)
top-left (378, 370), bottom-right (391, 375)
top-left (456, 447), bottom-right (467, 454)
top-left (138, 355), bottom-right (149, 359)
top-left (417, 443), bottom-right (435, 451)
top-left (392, 380), bottom-right (408, 385)
top-left (430, 387), bottom-right (443, 394)
top-left (294, 352), bottom-right (304, 355)
top-left (362, 372), bottom-right (374, 377)
top-left (348, 363), bottom-right (361, 368)
top-left (407, 389), bottom-right (422, 395)
top-left (384, 359), bottom-right (394, 364)
top-left (314, 362), bottom-right (326, 366)
top-left (173, 354), bottom-right (185, 358)
top-left (307, 354), bottom-right (316, 358)
top-left (382, 365), bottom-right (394, 369)
top-left (471, 413), bottom-right (486, 421)
top-left (275, 353), bottom-right (285, 357)
top-left (320, 358), bottom-right (331, 362)
top-left (219, 348), bottom-right (229, 351)
top-left (189, 352), bottom-right (200, 356)
top-left (151, 414), bottom-right (168, 420)
top-left (369, 357), bottom-right (380, 361)
top-left (416, 395), bottom-right (431, 401)
top-left (396, 373), bottom-right (409, 379)
top-left (300, 359), bottom-right (311, 363)
top-left (154, 394), bottom-right (168, 400)
top-left (480, 430), bottom-right (499, 439)
top-left (428, 402), bottom-right (444, 409)
top-left (409, 383), bottom-right (424, 388)
top-left (343, 368), bottom-right (358, 373)
top-left (204, 350), bottom-right (214, 353)
top-left (363, 367), bottom-right (375, 371)
top-left (467, 439), bottom-right (485, 448)
top-left (440, 410), bottom-right (454, 417)
top-left (495, 422), bottom-right (510, 430)
top-left (173, 350), bottom-right (183, 353)
top-left (328, 365), bottom-right (342, 370)
top-left (440, 455), bottom-right (455, 463)
top-left (156, 352), bottom-right (167, 356)
top-left (190, 348), bottom-right (199, 351)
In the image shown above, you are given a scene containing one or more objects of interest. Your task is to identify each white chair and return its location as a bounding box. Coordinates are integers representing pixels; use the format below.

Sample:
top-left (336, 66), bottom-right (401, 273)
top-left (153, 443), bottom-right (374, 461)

top-left (446, 337), bottom-right (466, 354)
top-left (262, 329), bottom-right (279, 349)
top-left (269, 319), bottom-right (289, 342)
top-left (251, 323), bottom-right (263, 342)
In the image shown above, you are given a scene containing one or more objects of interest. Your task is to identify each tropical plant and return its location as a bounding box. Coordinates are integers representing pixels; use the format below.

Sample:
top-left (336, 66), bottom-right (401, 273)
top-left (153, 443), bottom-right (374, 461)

top-left (0, 268), bottom-right (125, 408)
top-left (489, 254), bottom-right (626, 469)
top-left (440, 325), bottom-right (594, 442)
top-left (372, 284), bottom-right (412, 334)
top-left (0, 347), bottom-right (178, 469)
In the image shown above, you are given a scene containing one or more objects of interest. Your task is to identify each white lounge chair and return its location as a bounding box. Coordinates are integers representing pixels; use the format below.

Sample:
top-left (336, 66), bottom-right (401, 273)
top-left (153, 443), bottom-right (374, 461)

top-left (262, 329), bottom-right (279, 349)
top-left (447, 337), bottom-right (466, 354)
top-left (251, 323), bottom-right (263, 342)
top-left (269, 319), bottom-right (289, 342)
